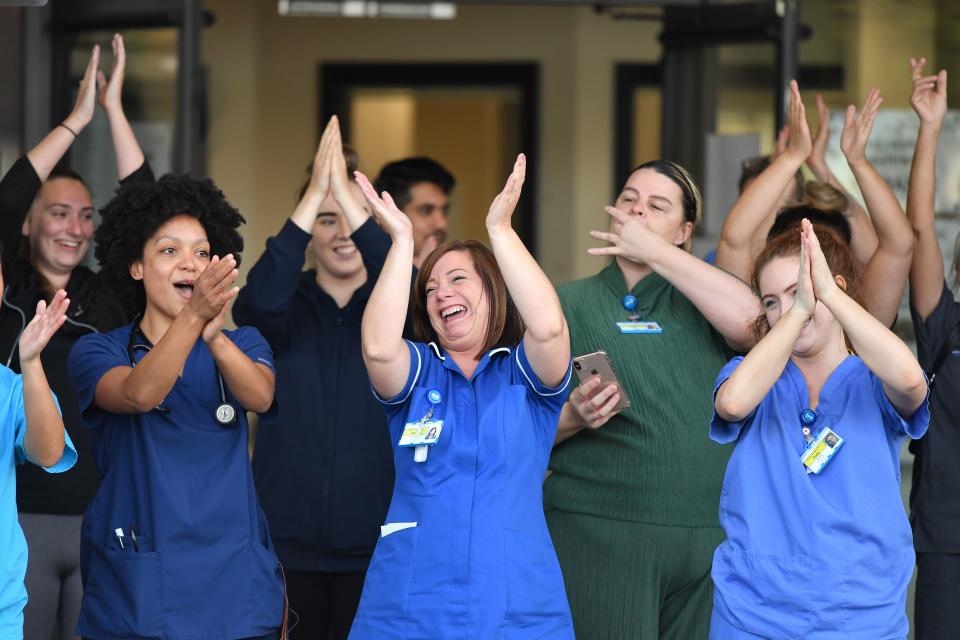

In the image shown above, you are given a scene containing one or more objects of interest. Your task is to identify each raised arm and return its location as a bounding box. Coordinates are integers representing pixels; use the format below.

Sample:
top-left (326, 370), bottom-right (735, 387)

top-left (841, 89), bottom-right (914, 326)
top-left (805, 220), bottom-right (926, 416)
top-left (97, 34), bottom-right (146, 180)
top-left (25, 46), bottom-right (99, 180)
top-left (19, 290), bottom-right (69, 467)
top-left (716, 80), bottom-right (811, 281)
top-left (906, 57), bottom-right (948, 320)
top-left (589, 206), bottom-right (760, 351)
top-left (235, 117), bottom-right (339, 340)
top-left (807, 93), bottom-right (879, 265)
top-left (357, 172), bottom-right (413, 398)
top-left (487, 155), bottom-right (570, 386)
top-left (714, 228), bottom-right (816, 422)
top-left (94, 255), bottom-right (238, 413)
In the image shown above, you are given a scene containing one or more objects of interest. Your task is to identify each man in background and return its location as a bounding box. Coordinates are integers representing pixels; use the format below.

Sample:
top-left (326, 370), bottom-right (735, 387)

top-left (374, 157), bottom-right (455, 268)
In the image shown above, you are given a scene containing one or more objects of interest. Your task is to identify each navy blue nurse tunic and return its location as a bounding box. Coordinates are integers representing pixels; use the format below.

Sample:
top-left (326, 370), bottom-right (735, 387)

top-left (349, 340), bottom-right (575, 640)
top-left (67, 325), bottom-right (285, 640)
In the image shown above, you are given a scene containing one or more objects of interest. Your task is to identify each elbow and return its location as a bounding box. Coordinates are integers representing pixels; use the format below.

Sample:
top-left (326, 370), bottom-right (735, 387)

top-left (902, 368), bottom-right (929, 402)
top-left (126, 388), bottom-right (165, 414)
top-left (529, 315), bottom-right (568, 344)
top-left (362, 341), bottom-right (400, 365)
top-left (247, 389), bottom-right (275, 414)
top-left (30, 437), bottom-right (63, 468)
top-left (714, 391), bottom-right (750, 424)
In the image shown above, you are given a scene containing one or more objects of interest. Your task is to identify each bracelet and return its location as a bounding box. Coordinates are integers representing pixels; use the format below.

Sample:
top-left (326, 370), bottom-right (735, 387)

top-left (58, 123), bottom-right (78, 138)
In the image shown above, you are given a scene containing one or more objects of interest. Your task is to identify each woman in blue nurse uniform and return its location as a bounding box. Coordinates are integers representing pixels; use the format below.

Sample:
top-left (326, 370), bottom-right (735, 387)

top-left (709, 220), bottom-right (928, 640)
top-left (350, 154), bottom-right (574, 639)
top-left (67, 175), bottom-right (285, 639)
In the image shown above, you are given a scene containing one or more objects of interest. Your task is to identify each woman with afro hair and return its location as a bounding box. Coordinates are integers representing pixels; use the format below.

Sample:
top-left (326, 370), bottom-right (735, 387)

top-left (66, 174), bottom-right (286, 639)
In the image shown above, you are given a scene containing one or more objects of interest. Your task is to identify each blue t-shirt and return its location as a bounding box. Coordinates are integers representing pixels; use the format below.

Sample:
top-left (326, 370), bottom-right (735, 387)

top-left (0, 365), bottom-right (75, 639)
top-left (710, 355), bottom-right (928, 640)
top-left (67, 324), bottom-right (284, 640)
top-left (350, 340), bottom-right (575, 639)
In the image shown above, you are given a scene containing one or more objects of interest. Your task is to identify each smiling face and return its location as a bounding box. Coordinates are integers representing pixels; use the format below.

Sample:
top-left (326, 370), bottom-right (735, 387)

top-left (130, 214), bottom-right (210, 321)
top-left (310, 182), bottom-right (366, 281)
top-left (23, 177), bottom-right (95, 276)
top-left (758, 254), bottom-right (842, 357)
top-left (425, 249), bottom-right (489, 354)
top-left (613, 169), bottom-right (693, 254)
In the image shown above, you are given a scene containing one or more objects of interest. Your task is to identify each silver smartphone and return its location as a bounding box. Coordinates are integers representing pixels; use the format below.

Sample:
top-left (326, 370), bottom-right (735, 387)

top-left (572, 350), bottom-right (631, 412)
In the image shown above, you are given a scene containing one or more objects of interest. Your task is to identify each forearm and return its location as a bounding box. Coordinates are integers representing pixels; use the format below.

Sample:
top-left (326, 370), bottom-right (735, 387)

top-left (721, 154), bottom-right (805, 250)
top-left (824, 288), bottom-right (926, 403)
top-left (849, 159), bottom-right (913, 256)
top-left (290, 191), bottom-right (322, 233)
top-left (845, 200), bottom-right (879, 265)
top-left (553, 403), bottom-right (585, 446)
top-left (715, 308), bottom-right (804, 421)
top-left (362, 238), bottom-right (414, 363)
top-left (208, 334), bottom-right (275, 413)
top-left (647, 242), bottom-right (760, 350)
top-left (20, 358), bottom-right (65, 468)
top-left (104, 106), bottom-right (145, 180)
top-left (907, 124), bottom-right (945, 317)
top-left (25, 125), bottom-right (78, 182)
top-left (334, 185), bottom-right (371, 232)
top-left (123, 311), bottom-right (204, 410)
top-left (488, 225), bottom-right (565, 344)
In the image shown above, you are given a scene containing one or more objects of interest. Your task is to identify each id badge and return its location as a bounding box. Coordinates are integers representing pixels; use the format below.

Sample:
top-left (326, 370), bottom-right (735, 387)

top-left (616, 321), bottom-right (662, 334)
top-left (800, 427), bottom-right (844, 474)
top-left (398, 420), bottom-right (443, 447)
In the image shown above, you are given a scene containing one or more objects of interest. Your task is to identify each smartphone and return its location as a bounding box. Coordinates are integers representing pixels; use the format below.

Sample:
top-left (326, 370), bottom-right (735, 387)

top-left (572, 351), bottom-right (631, 412)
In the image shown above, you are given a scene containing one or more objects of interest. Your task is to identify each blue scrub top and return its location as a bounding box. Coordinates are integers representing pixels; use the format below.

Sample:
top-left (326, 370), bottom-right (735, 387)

top-left (0, 366), bottom-right (75, 639)
top-left (67, 325), bottom-right (284, 640)
top-left (349, 340), bottom-right (575, 640)
top-left (709, 356), bottom-right (928, 640)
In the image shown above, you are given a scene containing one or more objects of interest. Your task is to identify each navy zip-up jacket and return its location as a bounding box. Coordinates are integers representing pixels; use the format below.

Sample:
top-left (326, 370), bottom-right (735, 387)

top-left (234, 217), bottom-right (395, 572)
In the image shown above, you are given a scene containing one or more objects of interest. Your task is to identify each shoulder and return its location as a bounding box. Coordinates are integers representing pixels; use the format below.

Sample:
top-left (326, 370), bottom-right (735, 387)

top-left (71, 325), bottom-right (130, 358)
top-left (557, 273), bottom-right (603, 300)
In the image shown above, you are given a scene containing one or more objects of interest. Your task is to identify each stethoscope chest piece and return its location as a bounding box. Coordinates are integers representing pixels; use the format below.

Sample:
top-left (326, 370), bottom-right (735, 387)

top-left (216, 402), bottom-right (237, 425)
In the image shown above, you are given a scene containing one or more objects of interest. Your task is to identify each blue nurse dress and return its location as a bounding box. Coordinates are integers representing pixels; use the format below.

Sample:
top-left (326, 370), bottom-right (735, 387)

top-left (67, 325), bottom-right (286, 640)
top-left (349, 340), bottom-right (575, 640)
top-left (709, 356), bottom-right (928, 640)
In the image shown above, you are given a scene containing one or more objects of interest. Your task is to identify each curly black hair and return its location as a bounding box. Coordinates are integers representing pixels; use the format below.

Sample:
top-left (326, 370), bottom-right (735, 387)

top-left (95, 174), bottom-right (245, 316)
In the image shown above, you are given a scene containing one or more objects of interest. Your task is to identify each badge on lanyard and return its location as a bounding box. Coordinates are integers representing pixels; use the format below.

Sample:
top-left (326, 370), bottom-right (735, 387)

top-left (798, 409), bottom-right (844, 474)
top-left (617, 295), bottom-right (663, 334)
top-left (399, 389), bottom-right (444, 463)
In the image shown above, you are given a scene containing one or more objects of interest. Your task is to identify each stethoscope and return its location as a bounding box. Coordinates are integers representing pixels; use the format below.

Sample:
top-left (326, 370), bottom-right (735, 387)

top-left (127, 316), bottom-right (237, 425)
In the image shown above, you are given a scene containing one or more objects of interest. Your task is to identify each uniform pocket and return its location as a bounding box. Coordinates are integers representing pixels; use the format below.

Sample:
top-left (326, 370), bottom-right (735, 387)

top-left (360, 524), bottom-right (420, 619)
top-left (713, 545), bottom-right (812, 637)
top-left (80, 541), bottom-right (163, 638)
top-left (503, 528), bottom-right (571, 628)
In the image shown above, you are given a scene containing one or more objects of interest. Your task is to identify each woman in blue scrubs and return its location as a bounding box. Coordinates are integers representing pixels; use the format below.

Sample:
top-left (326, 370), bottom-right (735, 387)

top-left (709, 219), bottom-right (929, 639)
top-left (350, 154), bottom-right (574, 639)
top-left (67, 175), bottom-right (285, 639)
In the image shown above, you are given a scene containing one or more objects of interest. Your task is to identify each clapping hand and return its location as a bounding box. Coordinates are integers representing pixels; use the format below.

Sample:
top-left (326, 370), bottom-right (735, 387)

top-left (784, 80), bottom-right (813, 164)
top-left (909, 57), bottom-right (947, 128)
top-left (187, 255), bottom-right (239, 325)
top-left (97, 34), bottom-right (126, 114)
top-left (840, 88), bottom-right (882, 167)
top-left (64, 46), bottom-right (101, 133)
top-left (355, 171), bottom-right (413, 242)
top-left (19, 291), bottom-right (70, 364)
top-left (486, 154), bottom-right (526, 231)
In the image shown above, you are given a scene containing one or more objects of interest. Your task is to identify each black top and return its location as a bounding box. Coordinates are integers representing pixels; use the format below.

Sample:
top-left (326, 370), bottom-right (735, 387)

top-left (0, 156), bottom-right (154, 515)
top-left (910, 281), bottom-right (960, 553)
top-left (233, 217), bottom-right (397, 572)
